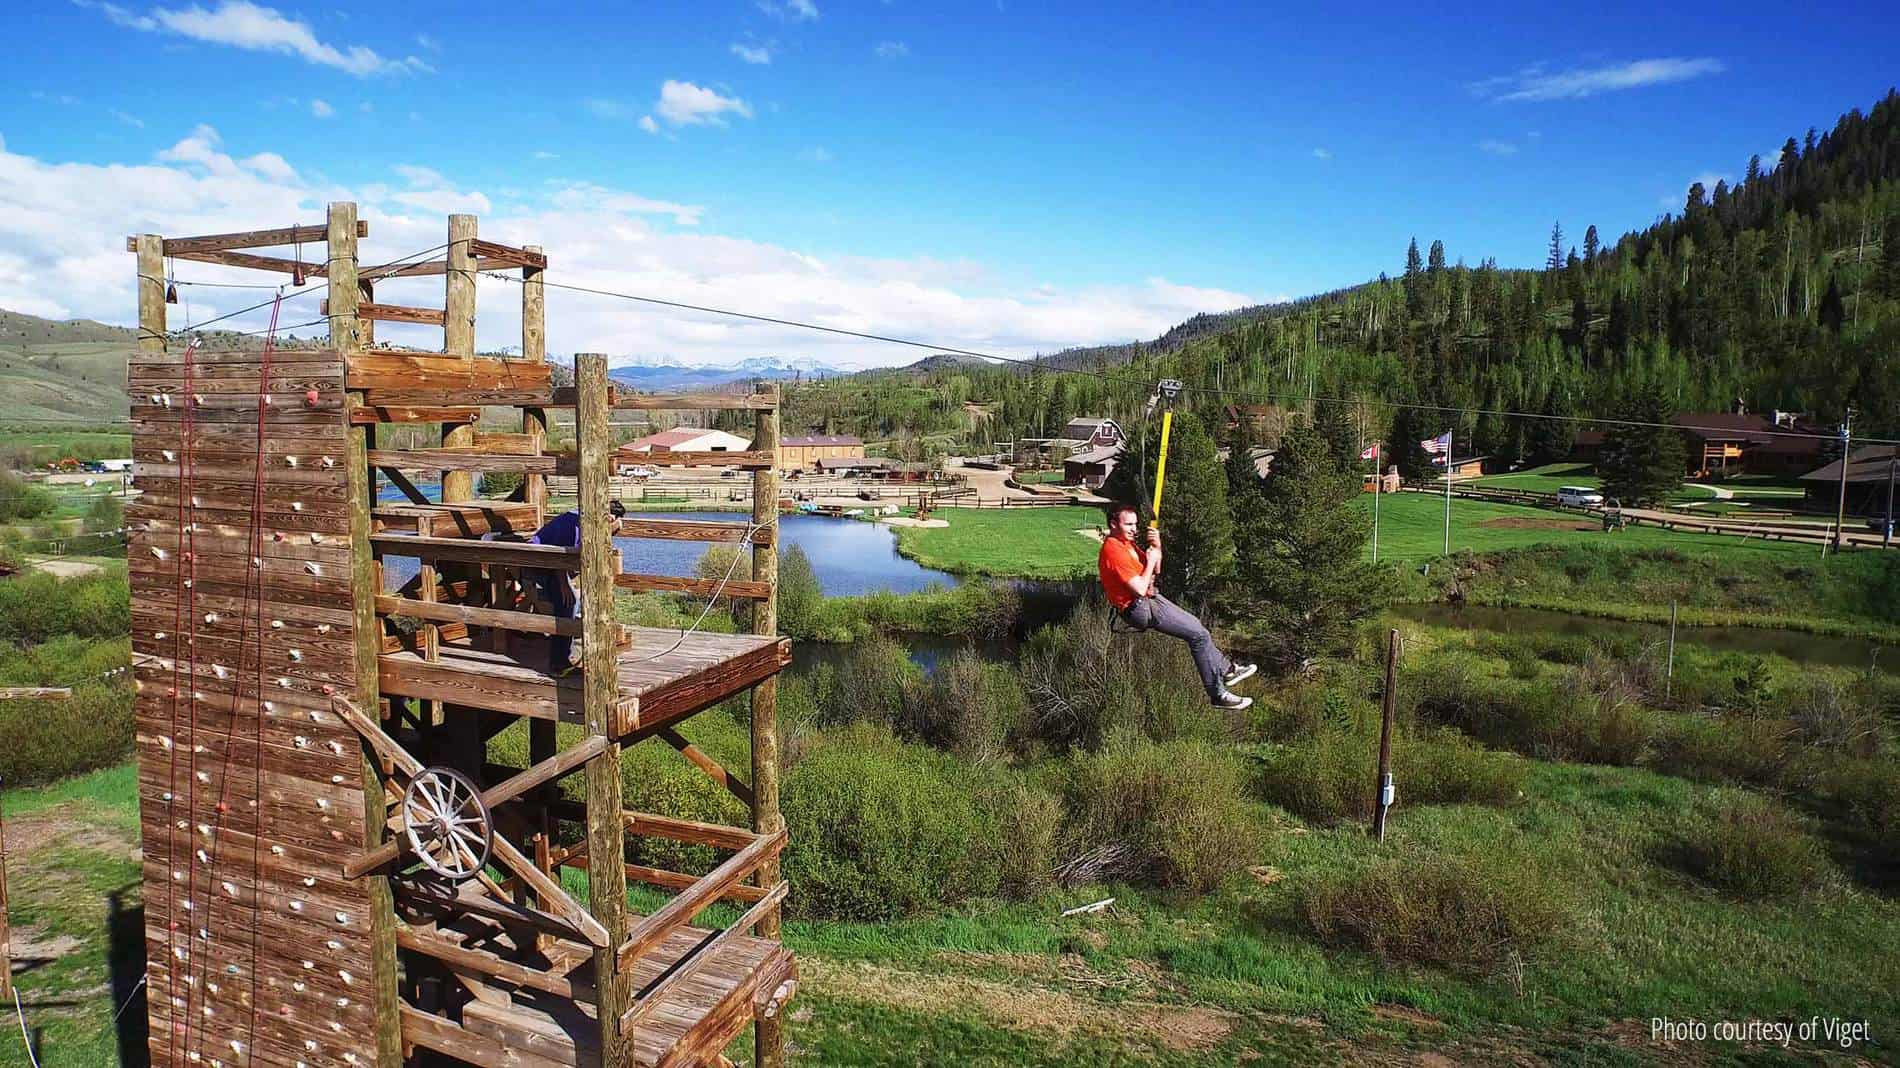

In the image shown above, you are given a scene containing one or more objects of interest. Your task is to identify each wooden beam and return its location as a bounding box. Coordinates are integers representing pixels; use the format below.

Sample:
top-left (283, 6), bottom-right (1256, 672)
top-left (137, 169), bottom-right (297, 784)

top-left (135, 233), bottom-right (165, 353)
top-left (366, 449), bottom-right (576, 475)
top-left (750, 380), bottom-right (786, 1068)
top-left (620, 881), bottom-right (789, 1035)
top-left (168, 248), bottom-right (519, 279)
top-left (615, 829), bottom-right (785, 973)
top-left (376, 594), bottom-right (582, 637)
top-left (466, 238), bottom-right (548, 269)
top-left (399, 1006), bottom-right (571, 1068)
top-left (323, 299), bottom-right (447, 326)
top-left (617, 517), bottom-right (774, 545)
top-left (0, 686), bottom-right (73, 700)
top-left (351, 404), bottom-right (482, 426)
top-left (621, 863), bottom-right (770, 904)
top-left (369, 532), bottom-right (580, 571)
top-left (659, 726), bottom-right (754, 807)
top-left (613, 393), bottom-right (778, 412)
top-left (334, 198), bottom-right (404, 1068)
top-left (396, 928), bottom-right (581, 1001)
top-left (622, 810), bottom-right (760, 852)
top-left (125, 220), bottom-right (366, 256)
top-left (346, 353), bottom-right (552, 391)
top-left (613, 572), bottom-right (772, 601)
top-left (579, 353), bottom-right (633, 1066)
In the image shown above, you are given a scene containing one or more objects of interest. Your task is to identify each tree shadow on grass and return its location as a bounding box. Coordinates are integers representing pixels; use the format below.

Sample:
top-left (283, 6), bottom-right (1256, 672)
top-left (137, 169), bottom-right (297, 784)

top-left (106, 882), bottom-right (149, 1068)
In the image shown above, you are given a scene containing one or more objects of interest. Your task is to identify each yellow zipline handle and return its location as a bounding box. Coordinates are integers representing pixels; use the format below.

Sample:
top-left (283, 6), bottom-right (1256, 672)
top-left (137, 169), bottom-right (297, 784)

top-left (1150, 409), bottom-right (1174, 518)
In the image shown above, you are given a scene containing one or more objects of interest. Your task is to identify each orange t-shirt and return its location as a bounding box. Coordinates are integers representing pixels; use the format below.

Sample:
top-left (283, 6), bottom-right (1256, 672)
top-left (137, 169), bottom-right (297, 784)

top-left (1098, 537), bottom-right (1147, 611)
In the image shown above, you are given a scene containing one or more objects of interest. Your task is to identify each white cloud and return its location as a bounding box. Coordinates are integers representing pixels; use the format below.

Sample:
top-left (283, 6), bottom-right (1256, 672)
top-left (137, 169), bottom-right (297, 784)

top-left (654, 81), bottom-right (752, 127)
top-left (309, 98), bottom-right (334, 118)
top-left (730, 43), bottom-right (771, 65)
top-left (757, 0), bottom-right (817, 21)
top-left (874, 41), bottom-right (909, 60)
top-left (80, 0), bottom-right (432, 76)
top-left (1311, 147), bottom-right (1332, 160)
top-left (415, 33), bottom-right (439, 51)
top-left (111, 109), bottom-right (146, 128)
top-left (393, 163), bottom-right (446, 187)
top-left (802, 147), bottom-right (833, 163)
top-left (533, 150), bottom-right (559, 160)
top-left (638, 115), bottom-right (660, 135)
top-left (0, 129), bottom-right (1255, 368)
top-left (1471, 57), bottom-right (1725, 102)
top-left (1476, 139), bottom-right (1517, 156)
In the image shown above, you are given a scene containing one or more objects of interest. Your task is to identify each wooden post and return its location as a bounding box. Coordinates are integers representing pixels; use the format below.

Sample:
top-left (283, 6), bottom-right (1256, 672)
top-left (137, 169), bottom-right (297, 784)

top-left (136, 233), bottom-right (166, 353)
top-left (1, 785), bottom-right (11, 1000)
top-left (443, 213), bottom-right (478, 502)
top-left (749, 383), bottom-right (785, 1068)
top-left (334, 201), bottom-right (404, 1068)
top-left (577, 354), bottom-right (631, 1066)
top-left (1372, 628), bottom-right (1398, 843)
top-left (1665, 601), bottom-right (1678, 703)
top-left (1834, 410), bottom-right (1852, 552)
top-left (522, 244), bottom-right (548, 520)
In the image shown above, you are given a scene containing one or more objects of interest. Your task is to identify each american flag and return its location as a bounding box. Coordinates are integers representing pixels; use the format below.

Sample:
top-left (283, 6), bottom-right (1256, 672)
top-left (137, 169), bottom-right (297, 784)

top-left (1421, 430), bottom-right (1451, 465)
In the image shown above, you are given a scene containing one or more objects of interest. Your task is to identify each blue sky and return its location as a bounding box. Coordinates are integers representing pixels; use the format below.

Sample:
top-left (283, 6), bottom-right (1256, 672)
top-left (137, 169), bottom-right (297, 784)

top-left (1, 1), bottom-right (1894, 365)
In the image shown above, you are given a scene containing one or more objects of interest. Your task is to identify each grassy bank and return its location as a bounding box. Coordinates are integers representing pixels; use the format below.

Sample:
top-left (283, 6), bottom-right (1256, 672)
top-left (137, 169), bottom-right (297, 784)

top-left (888, 505), bottom-right (1102, 579)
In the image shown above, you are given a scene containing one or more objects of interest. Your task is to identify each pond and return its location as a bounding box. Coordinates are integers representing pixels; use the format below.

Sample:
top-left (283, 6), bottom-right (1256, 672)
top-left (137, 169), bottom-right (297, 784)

top-left (380, 510), bottom-right (961, 596)
top-left (1391, 602), bottom-right (1896, 674)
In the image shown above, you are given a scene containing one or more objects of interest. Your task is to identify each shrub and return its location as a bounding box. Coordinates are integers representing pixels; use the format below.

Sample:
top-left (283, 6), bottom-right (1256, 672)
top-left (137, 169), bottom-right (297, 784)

top-left (1782, 676), bottom-right (1887, 757)
top-left (780, 723), bottom-right (1056, 919)
top-left (908, 647), bottom-right (1028, 763)
top-left (805, 635), bottom-right (920, 729)
top-left (1019, 599), bottom-right (1221, 752)
top-left (82, 492), bottom-right (124, 533)
top-left (0, 681), bottom-right (135, 786)
top-left (1409, 669), bottom-right (1653, 766)
top-left (1300, 854), bottom-right (1573, 973)
top-left (1663, 792), bottom-right (1831, 898)
top-left (1059, 733), bottom-right (1256, 892)
top-left (479, 470), bottom-right (523, 497)
top-left (1649, 715), bottom-right (1796, 789)
top-left (1254, 725), bottom-right (1526, 823)
top-left (0, 571), bottom-right (130, 643)
top-left (1815, 757), bottom-right (1900, 850)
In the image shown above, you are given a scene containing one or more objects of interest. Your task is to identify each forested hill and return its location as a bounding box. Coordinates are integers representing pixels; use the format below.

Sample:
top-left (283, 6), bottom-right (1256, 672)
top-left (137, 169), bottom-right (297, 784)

top-left (812, 89), bottom-right (1900, 449)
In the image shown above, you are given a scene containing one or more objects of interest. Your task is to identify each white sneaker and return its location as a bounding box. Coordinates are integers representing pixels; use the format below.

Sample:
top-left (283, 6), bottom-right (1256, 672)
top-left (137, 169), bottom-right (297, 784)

top-left (1223, 662), bottom-right (1257, 687)
top-left (1212, 690), bottom-right (1252, 711)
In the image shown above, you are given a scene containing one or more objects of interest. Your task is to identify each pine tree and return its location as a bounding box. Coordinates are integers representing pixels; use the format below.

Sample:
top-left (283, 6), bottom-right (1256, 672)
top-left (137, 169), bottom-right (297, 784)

top-left (1402, 238), bottom-right (1425, 321)
top-left (1598, 387), bottom-right (1686, 505)
top-left (1880, 213), bottom-right (1900, 299)
top-left (1524, 390), bottom-right (1575, 466)
top-left (1582, 225), bottom-right (1600, 265)
top-left (1385, 405), bottom-right (1435, 482)
top-left (1818, 273), bottom-right (1846, 331)
top-left (1312, 397), bottom-right (1361, 469)
top-left (1226, 418), bottom-right (1386, 671)
top-left (1546, 221), bottom-right (1565, 273)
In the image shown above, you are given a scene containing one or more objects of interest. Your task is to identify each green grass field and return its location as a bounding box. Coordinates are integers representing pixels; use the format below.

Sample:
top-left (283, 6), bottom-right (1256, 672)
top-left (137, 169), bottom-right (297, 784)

top-left (892, 505), bottom-right (1104, 579)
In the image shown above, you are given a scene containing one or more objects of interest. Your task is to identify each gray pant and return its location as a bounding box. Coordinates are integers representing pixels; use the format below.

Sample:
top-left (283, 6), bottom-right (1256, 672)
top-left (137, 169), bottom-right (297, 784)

top-left (1122, 594), bottom-right (1233, 698)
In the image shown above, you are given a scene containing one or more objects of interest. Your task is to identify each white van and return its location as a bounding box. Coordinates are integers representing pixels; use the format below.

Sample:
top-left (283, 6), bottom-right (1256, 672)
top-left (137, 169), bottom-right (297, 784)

top-left (1557, 486), bottom-right (1604, 508)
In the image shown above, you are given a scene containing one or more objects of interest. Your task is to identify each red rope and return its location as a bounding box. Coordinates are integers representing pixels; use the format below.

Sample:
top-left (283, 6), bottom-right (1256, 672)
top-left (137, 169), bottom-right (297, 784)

top-left (181, 293), bottom-right (279, 1060)
top-left (160, 338), bottom-right (200, 1062)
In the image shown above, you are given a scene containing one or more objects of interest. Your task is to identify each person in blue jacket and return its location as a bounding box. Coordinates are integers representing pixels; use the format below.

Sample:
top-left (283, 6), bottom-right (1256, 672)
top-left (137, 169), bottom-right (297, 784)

top-left (528, 499), bottom-right (626, 668)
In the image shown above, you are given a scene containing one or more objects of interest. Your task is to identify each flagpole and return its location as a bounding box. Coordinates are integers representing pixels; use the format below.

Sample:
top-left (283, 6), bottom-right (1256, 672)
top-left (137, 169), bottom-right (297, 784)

top-left (1372, 454), bottom-right (1381, 564)
top-left (1442, 430), bottom-right (1453, 556)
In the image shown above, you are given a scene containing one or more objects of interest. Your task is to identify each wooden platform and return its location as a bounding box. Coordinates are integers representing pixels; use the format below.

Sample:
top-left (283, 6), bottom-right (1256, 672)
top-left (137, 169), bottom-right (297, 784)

top-left (401, 909), bottom-right (793, 1068)
top-left (378, 630), bottom-right (791, 738)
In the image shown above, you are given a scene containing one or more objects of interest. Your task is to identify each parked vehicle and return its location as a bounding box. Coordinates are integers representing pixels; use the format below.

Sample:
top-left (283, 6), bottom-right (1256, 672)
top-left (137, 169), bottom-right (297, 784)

top-left (1557, 485), bottom-right (1605, 508)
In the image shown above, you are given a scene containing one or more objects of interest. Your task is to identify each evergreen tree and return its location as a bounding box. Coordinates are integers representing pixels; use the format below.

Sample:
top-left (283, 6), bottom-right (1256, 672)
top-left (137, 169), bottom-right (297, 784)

top-left (1818, 273), bottom-right (1846, 331)
top-left (1524, 391), bottom-right (1575, 466)
top-left (1598, 387), bottom-right (1687, 505)
top-left (1582, 225), bottom-right (1600, 264)
top-left (1880, 213), bottom-right (1900, 299)
top-left (1546, 221), bottom-right (1566, 273)
top-left (1402, 238), bottom-right (1425, 320)
top-left (1385, 405), bottom-right (1435, 482)
top-left (1226, 418), bottom-right (1386, 672)
top-left (1312, 398), bottom-right (1361, 469)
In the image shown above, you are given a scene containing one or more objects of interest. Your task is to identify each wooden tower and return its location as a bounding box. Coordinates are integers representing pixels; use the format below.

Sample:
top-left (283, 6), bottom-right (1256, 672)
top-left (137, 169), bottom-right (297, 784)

top-left (127, 203), bottom-right (796, 1067)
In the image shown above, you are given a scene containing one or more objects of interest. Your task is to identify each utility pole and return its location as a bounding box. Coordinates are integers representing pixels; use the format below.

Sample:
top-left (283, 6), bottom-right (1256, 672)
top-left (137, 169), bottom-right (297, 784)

top-left (1833, 408), bottom-right (1853, 552)
top-left (1885, 451), bottom-right (1896, 551)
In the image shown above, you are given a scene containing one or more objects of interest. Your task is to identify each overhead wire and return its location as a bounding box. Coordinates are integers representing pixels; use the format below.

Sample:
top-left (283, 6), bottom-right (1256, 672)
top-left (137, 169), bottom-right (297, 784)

top-left (478, 268), bottom-right (1898, 446)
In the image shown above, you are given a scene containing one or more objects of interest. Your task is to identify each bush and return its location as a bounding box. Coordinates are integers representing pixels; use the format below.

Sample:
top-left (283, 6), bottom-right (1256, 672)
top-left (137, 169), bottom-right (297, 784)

top-left (908, 647), bottom-right (1028, 763)
top-left (1648, 715), bottom-right (1797, 790)
top-left (1782, 676), bottom-right (1887, 757)
top-left (1409, 668), bottom-right (1653, 766)
top-left (0, 571), bottom-right (130, 643)
top-left (1300, 854), bottom-right (1573, 973)
top-left (1059, 733), bottom-right (1256, 892)
top-left (780, 723), bottom-right (1057, 919)
top-left (0, 470), bottom-right (56, 521)
top-left (1663, 792), bottom-right (1832, 898)
top-left (1019, 598), bottom-right (1222, 752)
top-left (0, 681), bottom-right (135, 786)
top-left (479, 470), bottom-right (523, 497)
top-left (1815, 756), bottom-right (1900, 850)
top-left (805, 635), bottom-right (920, 729)
top-left (82, 492), bottom-right (124, 533)
top-left (1254, 725), bottom-right (1526, 823)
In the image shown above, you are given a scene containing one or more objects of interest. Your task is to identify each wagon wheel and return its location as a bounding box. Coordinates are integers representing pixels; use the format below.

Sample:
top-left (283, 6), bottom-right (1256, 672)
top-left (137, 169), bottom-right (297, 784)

top-left (402, 766), bottom-right (492, 882)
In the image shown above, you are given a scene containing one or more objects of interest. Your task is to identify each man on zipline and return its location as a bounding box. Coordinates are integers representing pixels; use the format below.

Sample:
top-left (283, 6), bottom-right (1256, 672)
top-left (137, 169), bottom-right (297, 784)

top-left (1098, 503), bottom-right (1254, 709)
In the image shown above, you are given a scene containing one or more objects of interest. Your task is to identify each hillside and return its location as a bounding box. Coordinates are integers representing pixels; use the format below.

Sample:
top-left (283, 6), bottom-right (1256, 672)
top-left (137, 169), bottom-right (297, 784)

top-left (0, 312), bottom-right (140, 425)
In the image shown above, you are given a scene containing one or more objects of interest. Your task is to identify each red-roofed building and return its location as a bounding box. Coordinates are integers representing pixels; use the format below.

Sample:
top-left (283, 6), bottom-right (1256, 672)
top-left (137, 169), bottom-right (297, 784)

top-left (618, 427), bottom-right (753, 455)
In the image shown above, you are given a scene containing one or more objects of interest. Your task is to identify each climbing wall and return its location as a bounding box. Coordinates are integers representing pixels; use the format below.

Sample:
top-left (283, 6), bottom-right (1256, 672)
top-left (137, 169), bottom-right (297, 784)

top-left (128, 345), bottom-right (379, 1068)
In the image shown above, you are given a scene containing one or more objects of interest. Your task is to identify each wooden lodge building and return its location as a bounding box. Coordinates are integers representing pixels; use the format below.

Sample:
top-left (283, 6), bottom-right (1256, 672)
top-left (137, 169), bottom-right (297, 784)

top-left (778, 434), bottom-right (863, 472)
top-left (124, 204), bottom-right (797, 1068)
